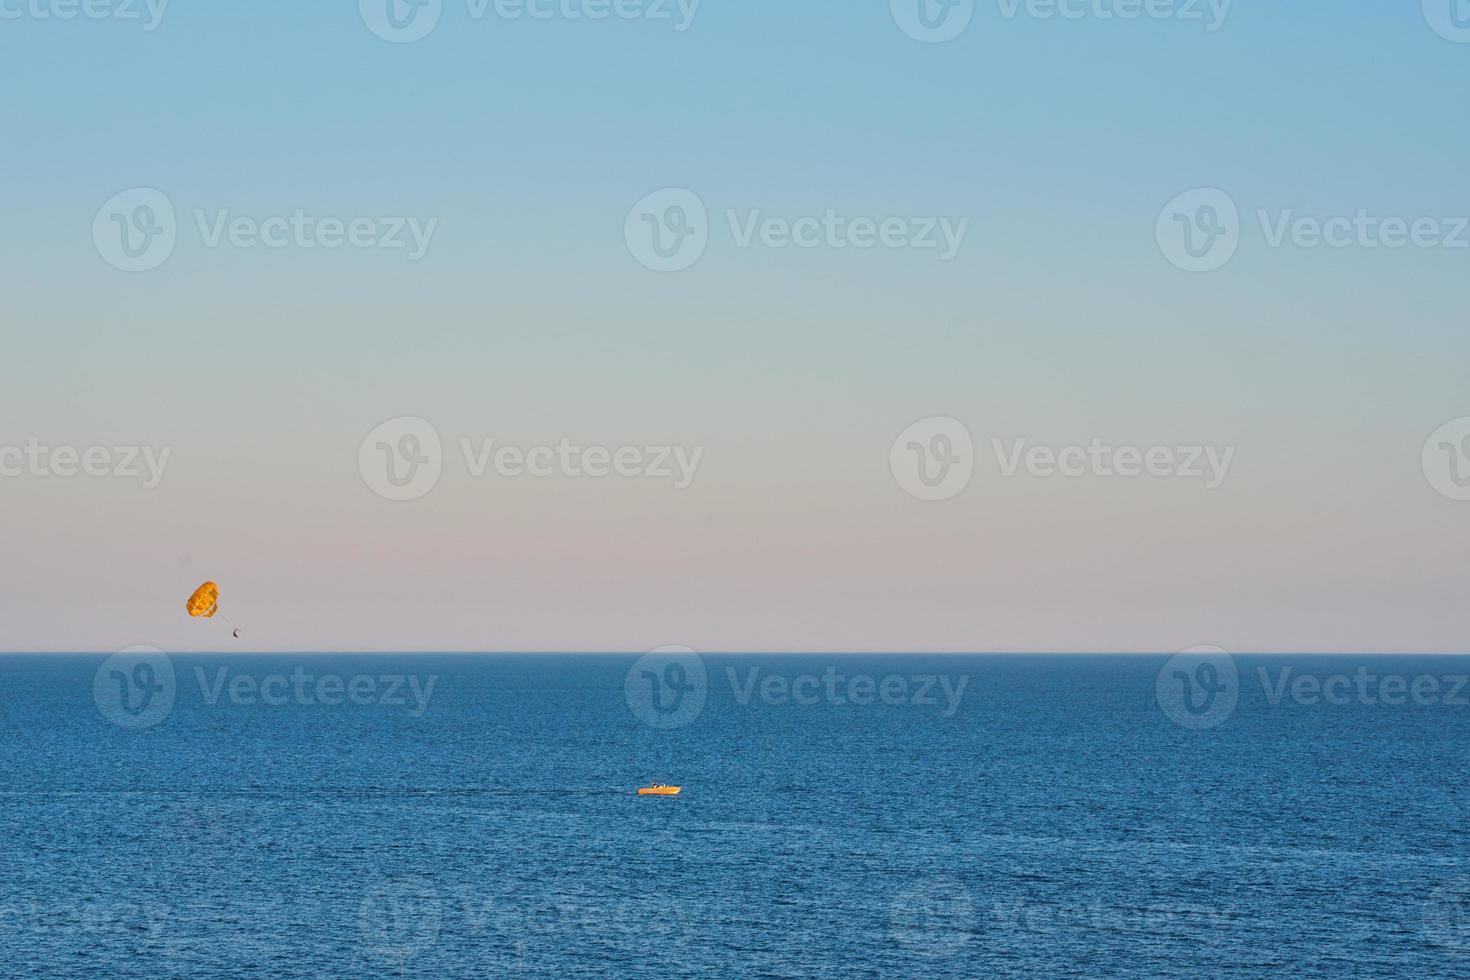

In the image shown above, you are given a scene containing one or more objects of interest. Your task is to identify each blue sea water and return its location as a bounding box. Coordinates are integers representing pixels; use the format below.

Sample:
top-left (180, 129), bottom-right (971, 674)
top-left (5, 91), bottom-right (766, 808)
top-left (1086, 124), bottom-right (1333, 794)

top-left (1, 653), bottom-right (1468, 978)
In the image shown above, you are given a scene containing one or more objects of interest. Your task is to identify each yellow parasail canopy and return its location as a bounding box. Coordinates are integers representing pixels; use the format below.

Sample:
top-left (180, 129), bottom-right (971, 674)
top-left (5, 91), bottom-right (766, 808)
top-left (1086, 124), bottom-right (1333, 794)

top-left (186, 581), bottom-right (220, 619)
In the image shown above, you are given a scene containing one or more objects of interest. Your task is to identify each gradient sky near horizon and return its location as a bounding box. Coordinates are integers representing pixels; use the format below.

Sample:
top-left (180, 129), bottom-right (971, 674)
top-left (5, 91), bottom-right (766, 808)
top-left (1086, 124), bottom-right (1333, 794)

top-left (2, 2), bottom-right (1468, 653)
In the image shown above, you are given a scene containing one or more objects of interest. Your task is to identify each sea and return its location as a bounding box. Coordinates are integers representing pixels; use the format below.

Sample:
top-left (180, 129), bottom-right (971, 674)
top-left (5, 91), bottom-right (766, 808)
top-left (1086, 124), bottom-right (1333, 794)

top-left (1, 653), bottom-right (1467, 978)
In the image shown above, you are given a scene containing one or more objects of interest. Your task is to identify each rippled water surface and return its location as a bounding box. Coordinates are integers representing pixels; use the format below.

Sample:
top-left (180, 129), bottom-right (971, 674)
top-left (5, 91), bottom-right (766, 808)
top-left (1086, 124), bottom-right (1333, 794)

top-left (2, 654), bottom-right (1467, 977)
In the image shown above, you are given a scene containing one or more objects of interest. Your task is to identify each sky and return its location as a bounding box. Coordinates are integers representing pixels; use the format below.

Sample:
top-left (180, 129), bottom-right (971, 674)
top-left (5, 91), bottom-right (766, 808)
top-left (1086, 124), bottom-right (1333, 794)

top-left (1, 1), bottom-right (1468, 653)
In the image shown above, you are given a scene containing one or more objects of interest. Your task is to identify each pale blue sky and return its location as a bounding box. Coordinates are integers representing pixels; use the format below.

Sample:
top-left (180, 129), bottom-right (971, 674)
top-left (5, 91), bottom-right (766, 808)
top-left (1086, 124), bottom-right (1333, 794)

top-left (2, 3), bottom-right (1468, 652)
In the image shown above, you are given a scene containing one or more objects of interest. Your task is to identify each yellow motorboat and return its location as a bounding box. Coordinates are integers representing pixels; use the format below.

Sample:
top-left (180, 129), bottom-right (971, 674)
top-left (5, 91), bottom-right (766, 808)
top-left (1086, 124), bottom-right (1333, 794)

top-left (637, 785), bottom-right (681, 796)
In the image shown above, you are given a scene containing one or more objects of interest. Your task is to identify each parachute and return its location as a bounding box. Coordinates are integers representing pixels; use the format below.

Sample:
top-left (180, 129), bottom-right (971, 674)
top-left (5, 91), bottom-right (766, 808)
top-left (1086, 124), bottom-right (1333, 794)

top-left (186, 581), bottom-right (219, 618)
top-left (186, 581), bottom-right (240, 637)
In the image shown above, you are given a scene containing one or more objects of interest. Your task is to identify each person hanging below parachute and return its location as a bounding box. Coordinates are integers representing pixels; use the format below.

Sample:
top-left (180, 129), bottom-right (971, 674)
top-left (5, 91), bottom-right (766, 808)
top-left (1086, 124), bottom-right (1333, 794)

top-left (186, 581), bottom-right (241, 638)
